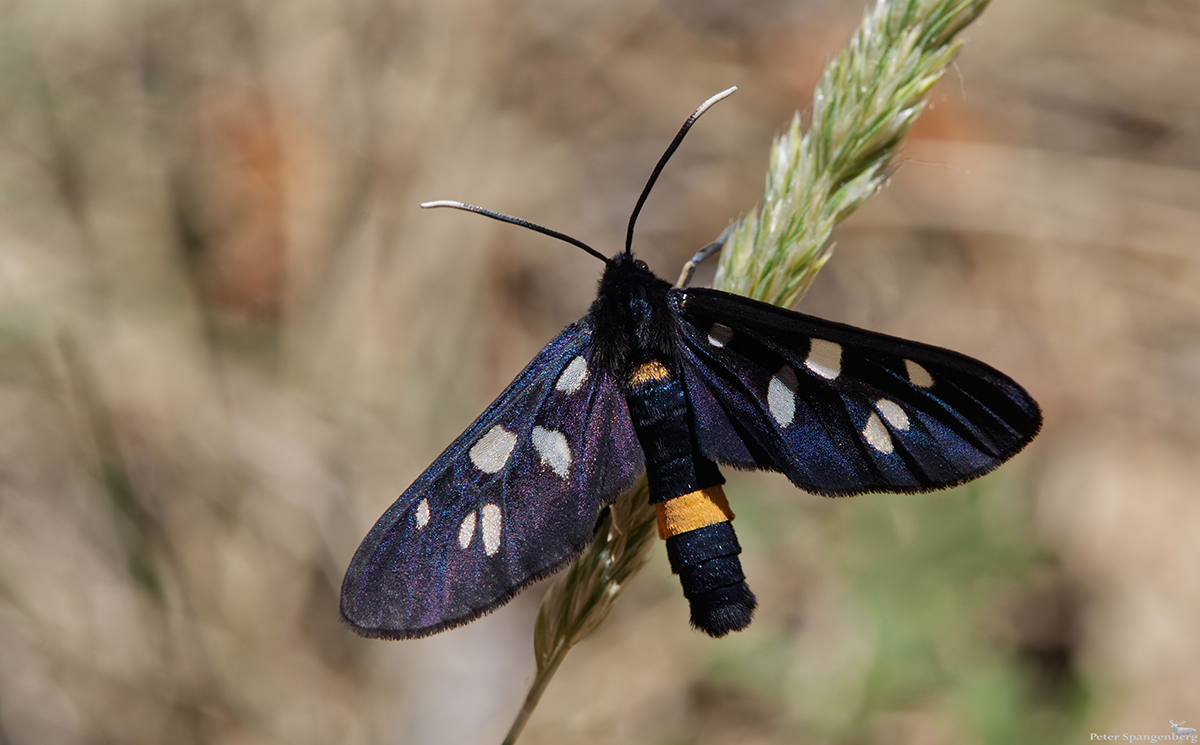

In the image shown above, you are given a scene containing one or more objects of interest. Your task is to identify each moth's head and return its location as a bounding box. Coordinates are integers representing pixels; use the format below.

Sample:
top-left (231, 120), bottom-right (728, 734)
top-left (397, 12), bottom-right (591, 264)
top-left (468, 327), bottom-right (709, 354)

top-left (601, 251), bottom-right (659, 291)
top-left (595, 251), bottom-right (671, 326)
top-left (589, 250), bottom-right (674, 369)
top-left (606, 250), bottom-right (649, 271)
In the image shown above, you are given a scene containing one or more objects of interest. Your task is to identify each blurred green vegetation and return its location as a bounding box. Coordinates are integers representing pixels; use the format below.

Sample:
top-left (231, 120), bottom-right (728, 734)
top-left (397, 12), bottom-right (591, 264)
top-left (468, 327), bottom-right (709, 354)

top-left (703, 475), bottom-right (1088, 745)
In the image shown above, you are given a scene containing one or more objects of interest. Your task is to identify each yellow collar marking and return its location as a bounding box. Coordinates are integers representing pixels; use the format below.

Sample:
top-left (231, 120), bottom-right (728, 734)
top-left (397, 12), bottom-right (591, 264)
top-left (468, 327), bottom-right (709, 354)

top-left (627, 360), bottom-right (671, 386)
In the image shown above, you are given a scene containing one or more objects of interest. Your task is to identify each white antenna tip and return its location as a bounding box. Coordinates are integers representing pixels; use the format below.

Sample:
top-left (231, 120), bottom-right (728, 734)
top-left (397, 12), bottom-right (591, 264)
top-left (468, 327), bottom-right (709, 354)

top-left (695, 86), bottom-right (738, 118)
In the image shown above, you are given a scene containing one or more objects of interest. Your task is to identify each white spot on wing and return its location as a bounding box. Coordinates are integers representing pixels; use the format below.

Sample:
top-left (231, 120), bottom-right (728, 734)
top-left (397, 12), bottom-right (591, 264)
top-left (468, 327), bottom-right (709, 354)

top-left (481, 504), bottom-right (502, 556)
top-left (863, 412), bottom-right (893, 453)
top-left (532, 426), bottom-right (571, 478)
top-left (874, 399), bottom-right (910, 430)
top-left (905, 359), bottom-right (933, 388)
top-left (805, 339), bottom-right (842, 380)
top-left (707, 323), bottom-right (734, 347)
top-left (458, 511), bottom-right (476, 548)
top-left (470, 425), bottom-right (517, 473)
top-left (768, 365), bottom-right (798, 427)
top-left (415, 498), bottom-right (430, 529)
top-left (556, 356), bottom-right (589, 394)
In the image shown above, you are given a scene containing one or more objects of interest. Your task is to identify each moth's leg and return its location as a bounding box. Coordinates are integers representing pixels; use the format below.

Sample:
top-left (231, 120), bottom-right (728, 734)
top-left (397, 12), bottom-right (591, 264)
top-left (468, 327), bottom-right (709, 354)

top-left (675, 226), bottom-right (731, 289)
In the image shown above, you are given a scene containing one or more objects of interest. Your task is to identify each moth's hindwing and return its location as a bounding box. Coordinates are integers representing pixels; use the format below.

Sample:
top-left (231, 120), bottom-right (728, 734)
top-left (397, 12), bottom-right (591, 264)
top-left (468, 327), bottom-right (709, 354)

top-left (340, 319), bottom-right (645, 639)
top-left (673, 288), bottom-right (1042, 496)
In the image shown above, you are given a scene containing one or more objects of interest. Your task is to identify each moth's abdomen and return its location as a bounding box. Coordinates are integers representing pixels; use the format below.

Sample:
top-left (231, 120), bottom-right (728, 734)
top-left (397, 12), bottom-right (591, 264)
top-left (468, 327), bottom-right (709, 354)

top-left (657, 486), bottom-right (756, 636)
top-left (625, 360), bottom-right (756, 637)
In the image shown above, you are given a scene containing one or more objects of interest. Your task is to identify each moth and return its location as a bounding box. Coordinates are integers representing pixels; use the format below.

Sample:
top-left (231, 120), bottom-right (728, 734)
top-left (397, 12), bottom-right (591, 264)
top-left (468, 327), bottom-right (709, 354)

top-left (341, 88), bottom-right (1042, 639)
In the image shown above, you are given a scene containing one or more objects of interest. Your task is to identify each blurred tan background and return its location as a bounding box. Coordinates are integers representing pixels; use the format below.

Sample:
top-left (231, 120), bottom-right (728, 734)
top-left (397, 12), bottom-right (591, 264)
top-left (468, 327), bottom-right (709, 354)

top-left (1, 0), bottom-right (1198, 743)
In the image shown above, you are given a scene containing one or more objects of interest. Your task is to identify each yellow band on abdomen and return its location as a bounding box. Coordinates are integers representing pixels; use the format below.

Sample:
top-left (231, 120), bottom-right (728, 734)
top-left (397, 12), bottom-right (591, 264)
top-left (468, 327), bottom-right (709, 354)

top-left (655, 485), bottom-right (734, 540)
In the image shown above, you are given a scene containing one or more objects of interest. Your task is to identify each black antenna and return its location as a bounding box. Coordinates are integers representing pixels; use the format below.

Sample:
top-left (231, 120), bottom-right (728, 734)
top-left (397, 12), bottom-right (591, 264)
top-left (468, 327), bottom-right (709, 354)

top-left (420, 201), bottom-right (609, 264)
top-left (624, 86), bottom-right (737, 256)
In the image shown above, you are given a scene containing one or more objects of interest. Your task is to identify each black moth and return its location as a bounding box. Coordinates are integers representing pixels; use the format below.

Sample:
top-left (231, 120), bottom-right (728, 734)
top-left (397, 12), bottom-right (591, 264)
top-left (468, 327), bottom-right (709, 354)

top-left (340, 88), bottom-right (1042, 639)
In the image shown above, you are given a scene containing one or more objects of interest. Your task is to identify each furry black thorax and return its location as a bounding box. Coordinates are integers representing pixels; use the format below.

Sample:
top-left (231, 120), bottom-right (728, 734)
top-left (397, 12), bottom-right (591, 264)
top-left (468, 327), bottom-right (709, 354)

top-left (588, 252), bottom-right (678, 375)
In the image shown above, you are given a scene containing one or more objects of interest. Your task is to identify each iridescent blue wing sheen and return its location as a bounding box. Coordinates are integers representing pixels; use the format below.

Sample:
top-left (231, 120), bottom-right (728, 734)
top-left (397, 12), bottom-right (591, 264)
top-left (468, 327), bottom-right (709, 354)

top-left (341, 319), bottom-right (644, 639)
top-left (672, 288), bottom-right (1041, 496)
